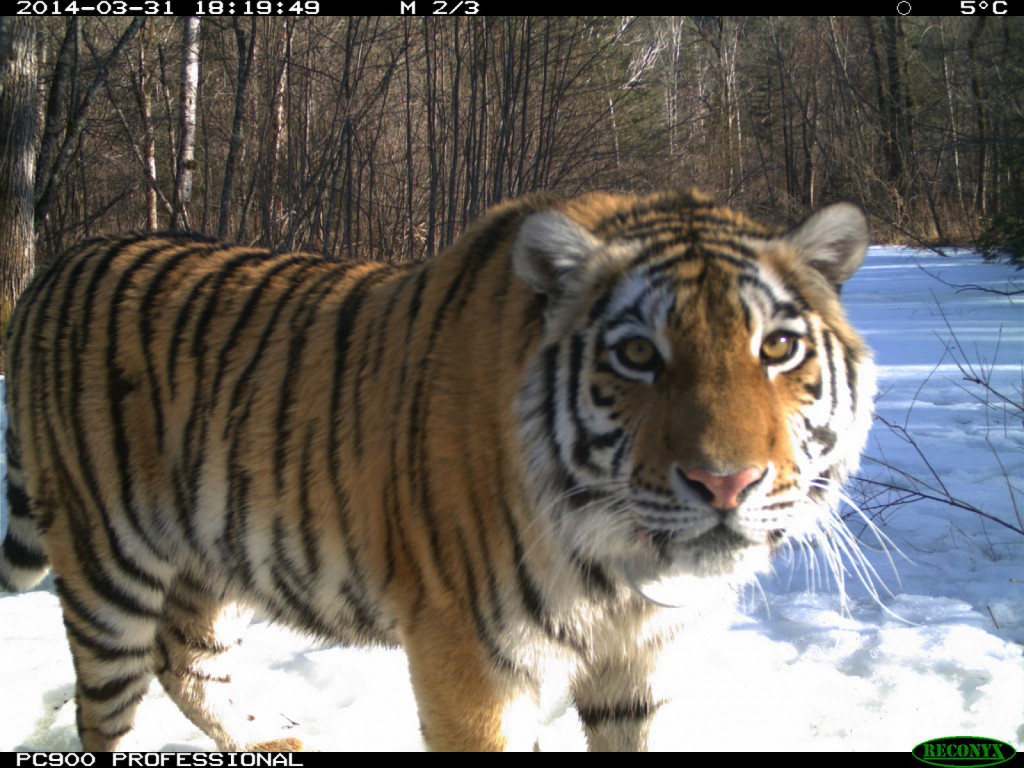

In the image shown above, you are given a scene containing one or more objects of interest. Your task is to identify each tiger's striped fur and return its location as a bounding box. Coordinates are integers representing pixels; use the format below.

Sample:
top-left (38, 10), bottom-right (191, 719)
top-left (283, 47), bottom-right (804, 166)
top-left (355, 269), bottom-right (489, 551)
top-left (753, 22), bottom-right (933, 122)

top-left (1, 190), bottom-right (875, 751)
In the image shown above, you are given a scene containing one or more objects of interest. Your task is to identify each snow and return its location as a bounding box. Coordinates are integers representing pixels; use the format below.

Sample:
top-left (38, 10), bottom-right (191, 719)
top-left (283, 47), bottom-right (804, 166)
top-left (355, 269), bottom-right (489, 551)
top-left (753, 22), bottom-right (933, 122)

top-left (1, 247), bottom-right (1022, 752)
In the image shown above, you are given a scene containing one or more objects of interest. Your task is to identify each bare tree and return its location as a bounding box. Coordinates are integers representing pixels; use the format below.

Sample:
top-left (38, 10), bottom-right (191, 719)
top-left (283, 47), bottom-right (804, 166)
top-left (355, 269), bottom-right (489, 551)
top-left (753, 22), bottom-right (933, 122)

top-left (34, 18), bottom-right (144, 236)
top-left (0, 18), bottom-right (39, 374)
top-left (8, 17), bottom-right (1019, 267)
top-left (172, 17), bottom-right (200, 231)
top-left (218, 18), bottom-right (255, 240)
top-left (135, 23), bottom-right (161, 230)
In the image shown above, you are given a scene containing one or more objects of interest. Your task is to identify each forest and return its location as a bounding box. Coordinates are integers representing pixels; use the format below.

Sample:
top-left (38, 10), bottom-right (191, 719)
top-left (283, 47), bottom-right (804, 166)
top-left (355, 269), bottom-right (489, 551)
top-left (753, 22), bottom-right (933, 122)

top-left (0, 16), bottom-right (1021, 370)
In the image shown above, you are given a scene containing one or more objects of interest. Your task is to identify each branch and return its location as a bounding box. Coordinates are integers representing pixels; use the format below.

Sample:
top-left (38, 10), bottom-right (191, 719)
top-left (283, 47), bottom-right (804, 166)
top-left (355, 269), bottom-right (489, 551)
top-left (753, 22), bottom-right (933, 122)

top-left (34, 18), bottom-right (145, 225)
top-left (856, 467), bottom-right (1023, 537)
top-left (913, 259), bottom-right (1024, 296)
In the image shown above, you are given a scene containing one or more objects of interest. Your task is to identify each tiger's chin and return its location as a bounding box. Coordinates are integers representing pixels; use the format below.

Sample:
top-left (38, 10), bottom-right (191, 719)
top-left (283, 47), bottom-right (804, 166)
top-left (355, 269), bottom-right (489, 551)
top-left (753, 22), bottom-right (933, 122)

top-left (620, 525), bottom-right (776, 607)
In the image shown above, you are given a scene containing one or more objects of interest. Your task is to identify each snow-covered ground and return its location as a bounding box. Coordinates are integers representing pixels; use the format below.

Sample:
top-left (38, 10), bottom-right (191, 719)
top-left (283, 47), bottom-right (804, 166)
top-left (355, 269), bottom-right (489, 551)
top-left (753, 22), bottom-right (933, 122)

top-left (1, 246), bottom-right (1021, 752)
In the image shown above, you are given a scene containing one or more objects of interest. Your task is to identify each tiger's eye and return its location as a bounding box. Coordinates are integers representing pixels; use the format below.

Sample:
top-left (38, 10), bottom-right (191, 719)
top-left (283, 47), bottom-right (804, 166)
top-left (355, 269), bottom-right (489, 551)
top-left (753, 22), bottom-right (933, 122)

top-left (614, 337), bottom-right (660, 371)
top-left (761, 331), bottom-right (799, 363)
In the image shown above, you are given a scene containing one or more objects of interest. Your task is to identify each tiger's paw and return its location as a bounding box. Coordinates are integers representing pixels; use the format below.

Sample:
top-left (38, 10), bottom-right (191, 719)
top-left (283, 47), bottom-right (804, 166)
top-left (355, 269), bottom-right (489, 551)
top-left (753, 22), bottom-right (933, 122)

top-left (248, 737), bottom-right (305, 752)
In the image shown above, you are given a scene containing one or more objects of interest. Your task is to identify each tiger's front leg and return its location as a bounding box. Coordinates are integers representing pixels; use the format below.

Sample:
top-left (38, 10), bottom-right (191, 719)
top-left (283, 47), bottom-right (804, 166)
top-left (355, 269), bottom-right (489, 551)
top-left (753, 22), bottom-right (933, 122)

top-left (572, 642), bottom-right (663, 752)
top-left (401, 608), bottom-right (522, 751)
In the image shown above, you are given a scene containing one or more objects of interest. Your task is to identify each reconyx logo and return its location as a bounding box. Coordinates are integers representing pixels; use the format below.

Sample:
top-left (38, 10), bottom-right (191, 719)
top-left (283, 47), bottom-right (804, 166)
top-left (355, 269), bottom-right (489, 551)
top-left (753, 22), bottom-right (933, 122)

top-left (913, 736), bottom-right (1017, 767)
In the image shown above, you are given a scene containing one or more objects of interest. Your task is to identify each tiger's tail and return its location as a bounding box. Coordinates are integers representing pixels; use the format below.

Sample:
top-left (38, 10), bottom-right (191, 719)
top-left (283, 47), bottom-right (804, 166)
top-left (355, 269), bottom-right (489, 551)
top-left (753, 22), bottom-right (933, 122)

top-left (0, 424), bottom-right (50, 592)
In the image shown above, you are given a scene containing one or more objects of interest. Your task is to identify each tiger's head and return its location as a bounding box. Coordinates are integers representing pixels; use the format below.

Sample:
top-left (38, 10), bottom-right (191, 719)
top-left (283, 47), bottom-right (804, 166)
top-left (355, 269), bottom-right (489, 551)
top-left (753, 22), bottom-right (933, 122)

top-left (512, 190), bottom-right (875, 598)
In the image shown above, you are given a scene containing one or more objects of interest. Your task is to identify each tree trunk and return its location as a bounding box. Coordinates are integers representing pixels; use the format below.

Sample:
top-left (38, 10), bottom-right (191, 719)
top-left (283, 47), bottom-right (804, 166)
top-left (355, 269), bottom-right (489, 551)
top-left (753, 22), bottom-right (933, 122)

top-left (968, 17), bottom-right (988, 216)
top-left (173, 17), bottom-right (200, 231)
top-left (219, 18), bottom-right (255, 240)
top-left (35, 19), bottom-right (75, 223)
top-left (132, 23), bottom-right (160, 230)
top-left (261, 19), bottom-right (289, 245)
top-left (0, 18), bottom-right (39, 374)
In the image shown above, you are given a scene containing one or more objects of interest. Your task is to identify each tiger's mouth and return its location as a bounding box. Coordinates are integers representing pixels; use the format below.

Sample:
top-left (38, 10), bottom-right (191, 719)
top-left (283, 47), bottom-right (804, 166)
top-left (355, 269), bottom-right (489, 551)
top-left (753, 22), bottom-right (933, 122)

top-left (627, 520), bottom-right (783, 584)
top-left (644, 523), bottom-right (755, 557)
top-left (635, 517), bottom-right (784, 552)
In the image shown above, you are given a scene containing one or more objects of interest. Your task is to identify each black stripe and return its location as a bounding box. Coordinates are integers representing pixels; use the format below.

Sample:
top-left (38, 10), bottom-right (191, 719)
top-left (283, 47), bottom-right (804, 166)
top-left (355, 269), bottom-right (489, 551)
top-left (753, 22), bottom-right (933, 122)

top-left (90, 724), bottom-right (134, 742)
top-left (738, 273), bottom-right (804, 319)
top-left (139, 241), bottom-right (216, 451)
top-left (701, 244), bottom-right (755, 272)
top-left (5, 239), bottom-right (91, 477)
top-left (626, 243), bottom-right (699, 276)
top-left (168, 270), bottom-right (217, 398)
top-left (55, 577), bottom-right (127, 639)
top-left (821, 330), bottom-right (839, 419)
top-left (270, 262), bottom-right (340, 493)
top-left (165, 625), bottom-right (233, 655)
top-left (267, 562), bottom-right (334, 639)
top-left (328, 266), bottom-right (396, 503)
top-left (223, 256), bottom-right (325, 420)
top-left (603, 298), bottom-right (649, 334)
top-left (271, 516), bottom-right (311, 595)
top-left (804, 375), bottom-right (824, 400)
top-left (380, 479), bottom-right (401, 589)
top-left (353, 265), bottom-right (419, 459)
top-left (567, 334), bottom-right (624, 474)
top-left (99, 689), bottom-right (151, 725)
top-left (516, 293), bottom-right (545, 364)
top-left (0, 533), bottom-right (48, 569)
top-left (298, 426), bottom-right (321, 579)
top-left (844, 343), bottom-right (860, 416)
top-left (576, 698), bottom-right (662, 728)
top-left (106, 246), bottom-right (170, 559)
top-left (506, 489), bottom-right (589, 654)
top-left (181, 668), bottom-right (231, 685)
top-left (571, 552), bottom-right (616, 597)
top-left (4, 473), bottom-right (32, 521)
top-left (219, 464), bottom-right (254, 586)
top-left (610, 434), bottom-right (632, 476)
top-left (380, 272), bottom-right (429, 594)
top-left (338, 581), bottom-right (389, 641)
top-left (79, 673), bottom-right (148, 703)
top-left (68, 530), bottom-right (164, 620)
top-left (585, 285), bottom-right (617, 324)
top-left (806, 418), bottom-right (839, 455)
top-left (63, 620), bottom-right (152, 662)
top-left (450, 208), bottom-right (523, 319)
top-left (568, 334), bottom-right (598, 472)
top-left (593, 196), bottom-right (713, 238)
top-left (539, 343), bottom-right (580, 497)
top-left (439, 530), bottom-right (521, 679)
top-left (542, 345), bottom-right (562, 438)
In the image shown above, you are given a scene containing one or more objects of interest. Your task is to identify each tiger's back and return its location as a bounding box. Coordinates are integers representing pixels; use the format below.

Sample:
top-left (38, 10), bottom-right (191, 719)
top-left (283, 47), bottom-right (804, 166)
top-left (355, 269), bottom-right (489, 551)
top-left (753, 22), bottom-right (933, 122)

top-left (1, 191), bottom-right (876, 751)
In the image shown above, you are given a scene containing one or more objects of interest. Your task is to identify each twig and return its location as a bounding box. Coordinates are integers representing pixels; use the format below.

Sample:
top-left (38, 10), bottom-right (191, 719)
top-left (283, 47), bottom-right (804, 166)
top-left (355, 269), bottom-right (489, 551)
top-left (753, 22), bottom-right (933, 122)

top-left (855, 470), bottom-right (1024, 537)
top-left (986, 604), bottom-right (1001, 631)
top-left (914, 259), bottom-right (1024, 296)
top-left (856, 282), bottom-right (1024, 540)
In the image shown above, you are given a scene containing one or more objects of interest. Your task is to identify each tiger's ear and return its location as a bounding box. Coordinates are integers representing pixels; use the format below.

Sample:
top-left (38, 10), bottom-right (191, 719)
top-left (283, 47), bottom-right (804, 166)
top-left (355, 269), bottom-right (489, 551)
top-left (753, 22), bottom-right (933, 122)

top-left (512, 210), bottom-right (601, 296)
top-left (782, 202), bottom-right (870, 288)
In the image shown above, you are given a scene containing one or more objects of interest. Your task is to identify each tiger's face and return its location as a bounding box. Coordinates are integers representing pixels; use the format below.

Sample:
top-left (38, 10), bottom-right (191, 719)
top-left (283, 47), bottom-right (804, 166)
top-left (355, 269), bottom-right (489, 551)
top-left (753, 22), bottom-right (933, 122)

top-left (513, 192), bottom-right (875, 596)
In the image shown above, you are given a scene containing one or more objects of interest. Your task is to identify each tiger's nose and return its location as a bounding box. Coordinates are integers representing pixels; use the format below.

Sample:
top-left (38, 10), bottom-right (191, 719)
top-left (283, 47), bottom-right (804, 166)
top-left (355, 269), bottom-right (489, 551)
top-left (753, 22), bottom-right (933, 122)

top-left (683, 466), bottom-right (766, 510)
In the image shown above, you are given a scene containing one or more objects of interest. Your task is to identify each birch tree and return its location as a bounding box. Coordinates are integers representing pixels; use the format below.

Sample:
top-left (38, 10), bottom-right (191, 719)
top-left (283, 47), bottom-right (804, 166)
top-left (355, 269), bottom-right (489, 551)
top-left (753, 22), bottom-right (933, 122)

top-left (173, 17), bottom-right (200, 231)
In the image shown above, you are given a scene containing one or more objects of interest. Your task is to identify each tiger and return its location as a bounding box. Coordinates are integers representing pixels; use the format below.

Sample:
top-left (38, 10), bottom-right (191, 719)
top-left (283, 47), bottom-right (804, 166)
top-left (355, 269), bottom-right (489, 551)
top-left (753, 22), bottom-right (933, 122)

top-left (0, 189), bottom-right (875, 752)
